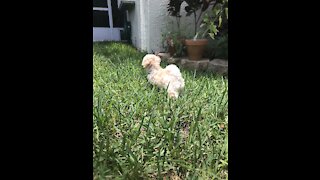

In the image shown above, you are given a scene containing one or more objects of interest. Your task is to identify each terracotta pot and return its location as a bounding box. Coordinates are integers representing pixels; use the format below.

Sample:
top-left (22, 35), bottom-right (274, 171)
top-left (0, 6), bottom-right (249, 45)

top-left (185, 39), bottom-right (208, 60)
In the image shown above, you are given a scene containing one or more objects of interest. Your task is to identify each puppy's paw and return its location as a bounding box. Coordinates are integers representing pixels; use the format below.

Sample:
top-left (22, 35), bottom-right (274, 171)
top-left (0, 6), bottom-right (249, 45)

top-left (168, 91), bottom-right (179, 99)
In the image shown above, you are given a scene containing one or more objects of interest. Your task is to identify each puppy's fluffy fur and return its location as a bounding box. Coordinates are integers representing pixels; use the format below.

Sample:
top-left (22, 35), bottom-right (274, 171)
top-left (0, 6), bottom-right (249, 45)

top-left (142, 54), bottom-right (185, 99)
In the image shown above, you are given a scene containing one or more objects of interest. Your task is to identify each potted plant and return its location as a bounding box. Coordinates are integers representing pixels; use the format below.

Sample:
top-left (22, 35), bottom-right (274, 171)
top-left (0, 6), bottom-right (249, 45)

top-left (178, 0), bottom-right (227, 60)
top-left (166, 0), bottom-right (228, 59)
top-left (200, 0), bottom-right (228, 59)
top-left (182, 0), bottom-right (211, 60)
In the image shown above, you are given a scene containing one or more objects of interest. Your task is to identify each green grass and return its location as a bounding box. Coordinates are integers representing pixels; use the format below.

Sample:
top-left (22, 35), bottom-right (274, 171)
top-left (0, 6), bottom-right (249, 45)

top-left (93, 42), bottom-right (228, 180)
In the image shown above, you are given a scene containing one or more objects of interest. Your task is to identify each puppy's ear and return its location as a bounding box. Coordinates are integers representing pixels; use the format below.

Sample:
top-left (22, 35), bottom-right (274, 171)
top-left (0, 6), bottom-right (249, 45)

top-left (142, 58), bottom-right (151, 68)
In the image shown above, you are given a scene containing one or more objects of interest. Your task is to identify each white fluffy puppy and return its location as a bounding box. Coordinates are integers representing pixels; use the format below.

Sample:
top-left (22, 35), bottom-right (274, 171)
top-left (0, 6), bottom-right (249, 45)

top-left (141, 54), bottom-right (185, 99)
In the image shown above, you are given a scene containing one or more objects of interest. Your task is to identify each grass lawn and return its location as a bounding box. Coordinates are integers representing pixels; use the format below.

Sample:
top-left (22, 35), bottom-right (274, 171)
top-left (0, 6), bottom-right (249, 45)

top-left (93, 42), bottom-right (228, 179)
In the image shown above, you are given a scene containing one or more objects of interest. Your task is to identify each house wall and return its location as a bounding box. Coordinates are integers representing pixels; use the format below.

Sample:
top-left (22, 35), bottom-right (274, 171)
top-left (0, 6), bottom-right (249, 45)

top-left (126, 0), bottom-right (147, 51)
top-left (126, 0), bottom-right (205, 53)
top-left (127, 0), bottom-right (140, 49)
top-left (146, 0), bottom-right (167, 53)
top-left (146, 0), bottom-right (200, 53)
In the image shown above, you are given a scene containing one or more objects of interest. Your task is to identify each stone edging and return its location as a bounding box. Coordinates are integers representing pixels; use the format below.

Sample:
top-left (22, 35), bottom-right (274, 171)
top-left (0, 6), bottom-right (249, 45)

top-left (158, 53), bottom-right (228, 75)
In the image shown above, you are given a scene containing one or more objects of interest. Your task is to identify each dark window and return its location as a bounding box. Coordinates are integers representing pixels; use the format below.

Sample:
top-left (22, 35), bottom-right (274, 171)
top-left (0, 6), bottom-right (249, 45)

top-left (111, 0), bottom-right (124, 28)
top-left (93, 10), bottom-right (110, 27)
top-left (93, 0), bottom-right (108, 8)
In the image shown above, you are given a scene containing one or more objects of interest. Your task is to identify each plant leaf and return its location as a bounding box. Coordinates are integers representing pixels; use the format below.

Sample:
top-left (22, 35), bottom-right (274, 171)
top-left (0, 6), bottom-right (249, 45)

top-left (225, 8), bottom-right (228, 19)
top-left (209, 33), bottom-right (215, 40)
top-left (210, 23), bottom-right (218, 35)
